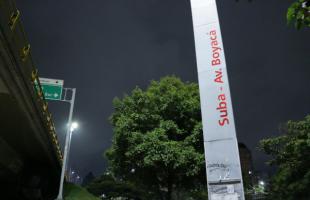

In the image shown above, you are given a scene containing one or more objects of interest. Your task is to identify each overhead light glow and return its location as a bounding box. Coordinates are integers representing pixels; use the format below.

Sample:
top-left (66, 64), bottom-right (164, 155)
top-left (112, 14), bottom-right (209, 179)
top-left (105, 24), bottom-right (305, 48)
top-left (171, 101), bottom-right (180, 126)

top-left (70, 122), bottom-right (79, 131)
top-left (259, 181), bottom-right (265, 186)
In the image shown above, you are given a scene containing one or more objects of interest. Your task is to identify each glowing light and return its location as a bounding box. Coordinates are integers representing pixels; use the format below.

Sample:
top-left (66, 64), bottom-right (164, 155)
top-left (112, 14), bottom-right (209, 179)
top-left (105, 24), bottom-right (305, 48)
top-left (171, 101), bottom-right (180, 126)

top-left (259, 181), bottom-right (265, 186)
top-left (70, 122), bottom-right (78, 131)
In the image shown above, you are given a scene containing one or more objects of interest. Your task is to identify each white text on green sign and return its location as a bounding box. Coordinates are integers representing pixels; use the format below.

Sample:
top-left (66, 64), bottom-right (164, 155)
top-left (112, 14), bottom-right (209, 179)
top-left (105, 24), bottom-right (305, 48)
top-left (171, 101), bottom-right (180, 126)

top-left (39, 78), bottom-right (64, 100)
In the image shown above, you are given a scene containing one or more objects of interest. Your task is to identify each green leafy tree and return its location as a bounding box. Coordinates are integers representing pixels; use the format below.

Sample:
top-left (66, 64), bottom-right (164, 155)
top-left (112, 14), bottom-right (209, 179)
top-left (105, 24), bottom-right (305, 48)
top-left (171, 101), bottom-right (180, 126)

top-left (287, 0), bottom-right (310, 29)
top-left (86, 174), bottom-right (147, 200)
top-left (106, 76), bottom-right (206, 200)
top-left (236, 0), bottom-right (310, 29)
top-left (259, 115), bottom-right (310, 200)
top-left (82, 172), bottom-right (95, 187)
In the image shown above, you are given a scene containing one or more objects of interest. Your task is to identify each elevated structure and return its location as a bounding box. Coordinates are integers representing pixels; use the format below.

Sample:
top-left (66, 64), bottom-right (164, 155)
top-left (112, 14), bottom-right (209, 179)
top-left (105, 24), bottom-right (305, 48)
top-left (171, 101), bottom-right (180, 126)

top-left (0, 1), bottom-right (62, 199)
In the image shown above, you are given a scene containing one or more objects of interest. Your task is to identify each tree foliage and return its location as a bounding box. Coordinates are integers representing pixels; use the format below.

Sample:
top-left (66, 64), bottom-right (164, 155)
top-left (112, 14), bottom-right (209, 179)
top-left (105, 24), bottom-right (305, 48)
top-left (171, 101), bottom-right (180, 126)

top-left (86, 174), bottom-right (147, 200)
top-left (82, 172), bottom-right (95, 187)
top-left (259, 115), bottom-right (310, 200)
top-left (287, 0), bottom-right (310, 29)
top-left (106, 76), bottom-right (206, 200)
top-left (236, 0), bottom-right (310, 29)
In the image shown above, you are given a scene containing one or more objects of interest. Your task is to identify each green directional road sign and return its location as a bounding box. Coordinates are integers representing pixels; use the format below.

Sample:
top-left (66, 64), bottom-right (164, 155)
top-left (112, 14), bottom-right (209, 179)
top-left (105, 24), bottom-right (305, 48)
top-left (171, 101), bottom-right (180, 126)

top-left (38, 78), bottom-right (64, 100)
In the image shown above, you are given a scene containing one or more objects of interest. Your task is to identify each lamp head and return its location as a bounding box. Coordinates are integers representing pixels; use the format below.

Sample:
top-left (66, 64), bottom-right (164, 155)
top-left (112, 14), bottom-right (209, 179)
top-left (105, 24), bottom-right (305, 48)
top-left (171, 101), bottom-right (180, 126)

top-left (259, 180), bottom-right (265, 186)
top-left (70, 122), bottom-right (78, 131)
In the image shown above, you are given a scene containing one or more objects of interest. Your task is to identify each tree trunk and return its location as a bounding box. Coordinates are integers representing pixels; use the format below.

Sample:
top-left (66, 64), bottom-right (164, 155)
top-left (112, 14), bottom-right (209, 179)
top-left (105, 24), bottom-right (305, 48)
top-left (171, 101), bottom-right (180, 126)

top-left (166, 184), bottom-right (172, 200)
top-left (166, 174), bottom-right (173, 200)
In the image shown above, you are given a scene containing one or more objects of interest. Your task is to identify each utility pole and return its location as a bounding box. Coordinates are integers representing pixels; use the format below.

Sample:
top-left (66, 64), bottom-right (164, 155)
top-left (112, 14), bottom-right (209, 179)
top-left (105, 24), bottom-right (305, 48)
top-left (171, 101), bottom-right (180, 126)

top-left (55, 88), bottom-right (76, 200)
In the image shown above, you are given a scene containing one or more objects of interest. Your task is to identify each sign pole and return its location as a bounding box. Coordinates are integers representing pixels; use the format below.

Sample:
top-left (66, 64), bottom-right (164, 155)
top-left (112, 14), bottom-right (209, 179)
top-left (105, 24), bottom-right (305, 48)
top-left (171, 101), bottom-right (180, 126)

top-left (189, 0), bottom-right (245, 199)
top-left (65, 122), bottom-right (73, 176)
top-left (56, 88), bottom-right (76, 200)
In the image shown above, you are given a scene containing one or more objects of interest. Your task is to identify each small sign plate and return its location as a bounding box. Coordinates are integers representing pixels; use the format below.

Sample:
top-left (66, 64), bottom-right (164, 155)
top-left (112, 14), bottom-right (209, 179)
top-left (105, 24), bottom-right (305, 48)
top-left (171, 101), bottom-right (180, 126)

top-left (37, 78), bottom-right (64, 100)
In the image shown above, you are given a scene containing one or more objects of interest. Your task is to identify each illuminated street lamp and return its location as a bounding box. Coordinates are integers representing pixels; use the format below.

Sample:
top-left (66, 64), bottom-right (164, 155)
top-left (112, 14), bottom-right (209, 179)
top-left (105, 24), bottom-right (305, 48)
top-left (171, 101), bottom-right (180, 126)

top-left (67, 122), bottom-right (78, 170)
top-left (56, 121), bottom-right (78, 200)
top-left (258, 180), bottom-right (265, 193)
top-left (70, 122), bottom-right (78, 131)
top-left (56, 88), bottom-right (77, 200)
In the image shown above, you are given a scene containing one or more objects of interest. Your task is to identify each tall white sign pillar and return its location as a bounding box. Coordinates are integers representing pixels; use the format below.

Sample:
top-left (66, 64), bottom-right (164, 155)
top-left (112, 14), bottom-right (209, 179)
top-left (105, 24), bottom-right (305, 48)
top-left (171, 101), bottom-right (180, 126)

top-left (189, 0), bottom-right (245, 199)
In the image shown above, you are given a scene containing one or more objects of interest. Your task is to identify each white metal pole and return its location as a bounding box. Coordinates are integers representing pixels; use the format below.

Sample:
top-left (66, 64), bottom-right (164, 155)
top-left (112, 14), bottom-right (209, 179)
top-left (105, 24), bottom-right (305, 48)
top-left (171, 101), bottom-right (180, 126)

top-left (66, 129), bottom-right (73, 180)
top-left (56, 88), bottom-right (76, 200)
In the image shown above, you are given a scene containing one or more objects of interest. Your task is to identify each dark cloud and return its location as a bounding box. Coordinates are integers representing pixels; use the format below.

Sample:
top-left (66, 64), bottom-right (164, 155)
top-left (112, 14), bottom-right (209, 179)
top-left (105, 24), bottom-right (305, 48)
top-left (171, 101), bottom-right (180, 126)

top-left (15, 0), bottom-right (310, 176)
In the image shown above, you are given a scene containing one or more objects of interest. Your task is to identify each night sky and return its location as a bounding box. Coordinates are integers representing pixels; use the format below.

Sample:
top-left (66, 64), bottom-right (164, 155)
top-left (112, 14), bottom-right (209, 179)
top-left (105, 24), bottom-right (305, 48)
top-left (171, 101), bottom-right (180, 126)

top-left (15, 0), bottom-right (310, 177)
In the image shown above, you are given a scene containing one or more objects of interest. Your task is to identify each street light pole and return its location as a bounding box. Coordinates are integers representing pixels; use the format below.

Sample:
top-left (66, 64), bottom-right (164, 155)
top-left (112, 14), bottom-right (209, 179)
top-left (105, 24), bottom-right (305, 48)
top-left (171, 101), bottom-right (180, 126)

top-left (56, 88), bottom-right (76, 200)
top-left (65, 125), bottom-right (73, 178)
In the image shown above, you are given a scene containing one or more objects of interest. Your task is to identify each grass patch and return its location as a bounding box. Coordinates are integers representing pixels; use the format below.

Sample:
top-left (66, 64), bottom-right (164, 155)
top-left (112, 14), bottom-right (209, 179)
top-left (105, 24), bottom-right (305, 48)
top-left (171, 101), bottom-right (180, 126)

top-left (64, 183), bottom-right (100, 200)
